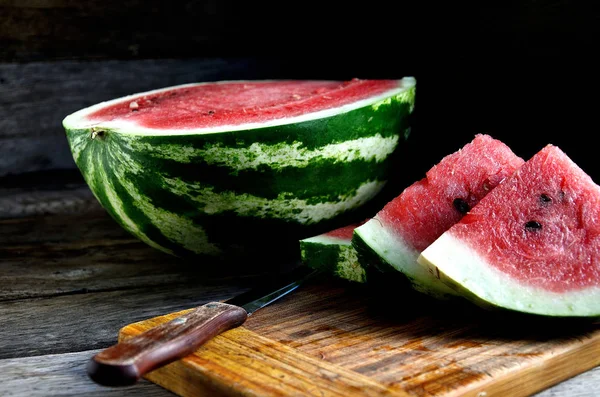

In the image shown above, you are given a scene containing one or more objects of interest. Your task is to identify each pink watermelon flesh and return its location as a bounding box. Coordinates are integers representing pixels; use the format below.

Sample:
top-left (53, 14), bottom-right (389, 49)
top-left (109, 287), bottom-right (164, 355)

top-left (353, 134), bottom-right (525, 298)
top-left (418, 144), bottom-right (600, 316)
top-left (447, 145), bottom-right (600, 293)
top-left (378, 134), bottom-right (525, 251)
top-left (84, 79), bottom-right (401, 129)
top-left (325, 219), bottom-right (369, 240)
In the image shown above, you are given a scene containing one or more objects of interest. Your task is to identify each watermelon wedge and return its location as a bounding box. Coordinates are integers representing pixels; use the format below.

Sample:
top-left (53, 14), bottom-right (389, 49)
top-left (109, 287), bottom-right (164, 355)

top-left (353, 134), bottom-right (525, 298)
top-left (418, 144), bottom-right (600, 317)
top-left (300, 220), bottom-right (368, 283)
top-left (62, 78), bottom-right (416, 261)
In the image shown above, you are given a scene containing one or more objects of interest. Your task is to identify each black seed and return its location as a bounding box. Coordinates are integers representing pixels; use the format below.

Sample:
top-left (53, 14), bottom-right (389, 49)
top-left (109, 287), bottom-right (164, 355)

top-left (453, 198), bottom-right (470, 214)
top-left (559, 191), bottom-right (566, 200)
top-left (525, 221), bottom-right (542, 231)
top-left (208, 110), bottom-right (215, 115)
top-left (540, 194), bottom-right (552, 204)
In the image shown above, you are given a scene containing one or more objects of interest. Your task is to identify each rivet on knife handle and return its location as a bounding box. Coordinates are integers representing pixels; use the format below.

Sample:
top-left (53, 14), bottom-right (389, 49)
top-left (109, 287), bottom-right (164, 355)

top-left (87, 302), bottom-right (247, 387)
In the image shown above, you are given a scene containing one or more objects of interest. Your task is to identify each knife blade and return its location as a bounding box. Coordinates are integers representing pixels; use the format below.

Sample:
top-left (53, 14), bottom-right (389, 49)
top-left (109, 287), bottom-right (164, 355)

top-left (87, 265), bottom-right (320, 387)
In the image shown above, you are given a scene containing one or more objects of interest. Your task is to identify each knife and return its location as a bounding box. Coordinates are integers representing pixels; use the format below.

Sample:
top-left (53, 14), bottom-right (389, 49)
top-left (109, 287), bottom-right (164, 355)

top-left (87, 266), bottom-right (320, 387)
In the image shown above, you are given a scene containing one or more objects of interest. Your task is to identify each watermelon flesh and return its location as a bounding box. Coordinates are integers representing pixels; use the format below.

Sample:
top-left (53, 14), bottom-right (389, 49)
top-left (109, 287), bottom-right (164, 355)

top-left (353, 134), bottom-right (525, 299)
top-left (71, 79), bottom-right (407, 132)
top-left (419, 145), bottom-right (600, 317)
top-left (300, 220), bottom-right (368, 283)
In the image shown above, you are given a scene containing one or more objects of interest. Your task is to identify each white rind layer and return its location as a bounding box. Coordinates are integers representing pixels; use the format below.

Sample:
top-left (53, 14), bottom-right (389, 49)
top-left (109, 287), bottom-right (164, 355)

top-left (301, 234), bottom-right (351, 246)
top-left (354, 217), bottom-right (458, 298)
top-left (418, 233), bottom-right (600, 317)
top-left (62, 78), bottom-right (416, 136)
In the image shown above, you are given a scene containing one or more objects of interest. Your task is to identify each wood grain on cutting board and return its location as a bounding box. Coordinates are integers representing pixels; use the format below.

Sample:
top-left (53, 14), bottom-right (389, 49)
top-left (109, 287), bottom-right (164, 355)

top-left (119, 277), bottom-right (600, 397)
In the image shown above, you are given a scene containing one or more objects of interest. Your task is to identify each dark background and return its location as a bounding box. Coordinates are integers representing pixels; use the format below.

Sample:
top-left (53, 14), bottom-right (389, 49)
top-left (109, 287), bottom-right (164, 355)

top-left (1, 0), bottom-right (599, 197)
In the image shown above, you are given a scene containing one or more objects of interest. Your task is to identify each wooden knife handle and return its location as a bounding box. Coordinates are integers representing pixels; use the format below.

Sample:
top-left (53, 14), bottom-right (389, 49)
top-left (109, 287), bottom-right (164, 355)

top-left (87, 302), bottom-right (248, 387)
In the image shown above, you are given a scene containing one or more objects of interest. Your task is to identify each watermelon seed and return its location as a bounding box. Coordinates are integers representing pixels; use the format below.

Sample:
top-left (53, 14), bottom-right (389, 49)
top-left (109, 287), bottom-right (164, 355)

top-left (525, 221), bottom-right (542, 231)
top-left (559, 191), bottom-right (566, 200)
top-left (540, 194), bottom-right (552, 204)
top-left (453, 198), bottom-right (470, 214)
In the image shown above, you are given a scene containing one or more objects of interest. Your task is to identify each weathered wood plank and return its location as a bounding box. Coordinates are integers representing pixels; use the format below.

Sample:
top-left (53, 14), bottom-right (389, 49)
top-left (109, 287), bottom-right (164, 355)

top-left (0, 349), bottom-right (174, 396)
top-left (0, 207), bottom-right (300, 359)
top-left (0, 349), bottom-right (598, 397)
top-left (0, 208), bottom-right (200, 301)
top-left (0, 283), bottom-right (250, 360)
top-left (0, 190), bottom-right (302, 360)
top-left (0, 184), bottom-right (96, 219)
top-left (0, 169), bottom-right (94, 219)
top-left (0, 192), bottom-right (299, 301)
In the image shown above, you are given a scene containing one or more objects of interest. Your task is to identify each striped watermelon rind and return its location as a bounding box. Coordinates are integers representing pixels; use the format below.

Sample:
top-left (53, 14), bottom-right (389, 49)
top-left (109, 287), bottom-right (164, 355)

top-left (63, 78), bottom-right (416, 261)
top-left (300, 234), bottom-right (366, 283)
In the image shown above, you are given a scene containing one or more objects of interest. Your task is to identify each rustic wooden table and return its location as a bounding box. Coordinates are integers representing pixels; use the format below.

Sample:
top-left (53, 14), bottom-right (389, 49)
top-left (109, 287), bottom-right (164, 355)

top-left (0, 175), bottom-right (598, 397)
top-left (2, 1), bottom-right (600, 395)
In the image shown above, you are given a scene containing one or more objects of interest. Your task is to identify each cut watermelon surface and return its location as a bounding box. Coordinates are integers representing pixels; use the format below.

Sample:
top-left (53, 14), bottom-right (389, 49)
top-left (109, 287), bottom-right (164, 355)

top-left (418, 145), bottom-right (600, 317)
top-left (300, 220), bottom-right (368, 283)
top-left (63, 78), bottom-right (416, 261)
top-left (353, 134), bottom-right (525, 299)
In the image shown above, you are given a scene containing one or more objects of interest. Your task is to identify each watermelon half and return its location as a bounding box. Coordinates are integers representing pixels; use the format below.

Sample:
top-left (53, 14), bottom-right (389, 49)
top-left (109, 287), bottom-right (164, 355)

top-left (62, 78), bottom-right (416, 262)
top-left (300, 220), bottom-right (368, 283)
top-left (353, 134), bottom-right (525, 299)
top-left (418, 145), bottom-right (600, 317)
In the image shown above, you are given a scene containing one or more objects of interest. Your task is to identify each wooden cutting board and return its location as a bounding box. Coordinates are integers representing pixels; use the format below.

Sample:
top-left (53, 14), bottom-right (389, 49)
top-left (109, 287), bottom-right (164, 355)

top-left (119, 275), bottom-right (600, 397)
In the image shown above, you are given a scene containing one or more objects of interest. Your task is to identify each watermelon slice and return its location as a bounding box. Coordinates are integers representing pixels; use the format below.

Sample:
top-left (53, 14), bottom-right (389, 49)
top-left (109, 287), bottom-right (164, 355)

top-left (62, 78), bottom-right (416, 261)
top-left (353, 134), bottom-right (525, 298)
top-left (418, 144), bottom-right (600, 317)
top-left (300, 220), bottom-right (368, 283)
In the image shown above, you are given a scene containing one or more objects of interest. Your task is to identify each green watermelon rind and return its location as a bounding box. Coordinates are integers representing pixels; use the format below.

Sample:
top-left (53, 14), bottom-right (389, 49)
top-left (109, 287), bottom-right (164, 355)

top-left (353, 217), bottom-right (460, 299)
top-left (300, 235), bottom-right (366, 283)
top-left (63, 78), bottom-right (416, 260)
top-left (418, 233), bottom-right (600, 318)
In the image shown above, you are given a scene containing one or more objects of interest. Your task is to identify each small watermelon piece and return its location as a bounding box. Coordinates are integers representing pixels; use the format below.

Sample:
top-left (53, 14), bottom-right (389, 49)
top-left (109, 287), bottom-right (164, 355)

top-left (62, 78), bottom-right (416, 261)
top-left (353, 134), bottom-right (525, 298)
top-left (418, 145), bottom-right (600, 317)
top-left (300, 220), bottom-right (368, 283)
